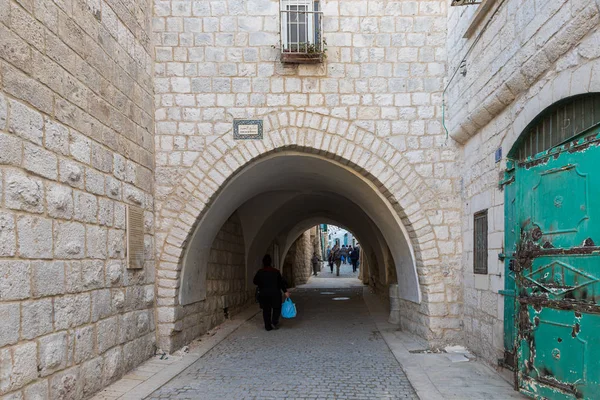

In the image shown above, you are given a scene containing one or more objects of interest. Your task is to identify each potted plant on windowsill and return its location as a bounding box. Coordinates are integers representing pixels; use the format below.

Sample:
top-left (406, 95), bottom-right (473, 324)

top-left (281, 37), bottom-right (327, 64)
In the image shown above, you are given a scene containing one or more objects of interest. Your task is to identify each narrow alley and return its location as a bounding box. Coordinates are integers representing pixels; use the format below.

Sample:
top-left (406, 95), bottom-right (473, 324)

top-left (148, 264), bottom-right (418, 400)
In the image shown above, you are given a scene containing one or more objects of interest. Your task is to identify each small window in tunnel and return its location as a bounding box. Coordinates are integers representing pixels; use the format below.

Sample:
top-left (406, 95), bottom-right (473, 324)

top-left (473, 210), bottom-right (488, 275)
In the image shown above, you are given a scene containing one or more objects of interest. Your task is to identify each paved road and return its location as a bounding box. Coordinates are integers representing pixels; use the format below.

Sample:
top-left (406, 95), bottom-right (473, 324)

top-left (148, 265), bottom-right (417, 400)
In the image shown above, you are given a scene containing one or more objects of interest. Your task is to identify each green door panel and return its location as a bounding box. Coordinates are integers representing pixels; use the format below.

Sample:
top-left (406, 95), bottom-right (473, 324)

top-left (508, 130), bottom-right (600, 399)
top-left (518, 306), bottom-right (600, 399)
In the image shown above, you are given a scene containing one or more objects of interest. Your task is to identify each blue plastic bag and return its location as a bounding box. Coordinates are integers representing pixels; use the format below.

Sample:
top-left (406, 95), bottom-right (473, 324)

top-left (281, 298), bottom-right (297, 319)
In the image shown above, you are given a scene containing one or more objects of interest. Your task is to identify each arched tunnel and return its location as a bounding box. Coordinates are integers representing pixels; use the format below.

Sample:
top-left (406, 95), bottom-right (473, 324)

top-left (169, 151), bottom-right (423, 349)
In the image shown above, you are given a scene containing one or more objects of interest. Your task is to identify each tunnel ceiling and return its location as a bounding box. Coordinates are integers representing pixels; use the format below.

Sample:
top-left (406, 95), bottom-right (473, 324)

top-left (180, 152), bottom-right (420, 306)
top-left (240, 191), bottom-right (392, 286)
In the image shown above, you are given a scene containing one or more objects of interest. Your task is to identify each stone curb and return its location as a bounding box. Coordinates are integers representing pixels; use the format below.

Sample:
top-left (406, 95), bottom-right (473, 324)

top-left (363, 287), bottom-right (524, 400)
top-left (90, 306), bottom-right (261, 400)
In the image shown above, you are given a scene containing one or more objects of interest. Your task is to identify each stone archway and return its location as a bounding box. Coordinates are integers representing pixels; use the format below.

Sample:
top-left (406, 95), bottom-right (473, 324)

top-left (154, 111), bottom-right (461, 351)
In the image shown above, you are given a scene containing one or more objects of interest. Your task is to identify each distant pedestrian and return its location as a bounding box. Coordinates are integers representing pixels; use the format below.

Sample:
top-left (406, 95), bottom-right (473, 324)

top-left (350, 246), bottom-right (359, 273)
top-left (253, 255), bottom-right (290, 331)
top-left (311, 251), bottom-right (321, 276)
top-left (332, 244), bottom-right (342, 276)
top-left (328, 245), bottom-right (336, 273)
top-left (340, 245), bottom-right (349, 265)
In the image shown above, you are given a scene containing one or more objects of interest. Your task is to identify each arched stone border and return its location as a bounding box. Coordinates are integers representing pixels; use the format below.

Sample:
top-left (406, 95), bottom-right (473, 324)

top-left (501, 58), bottom-right (600, 153)
top-left (154, 111), bottom-right (450, 347)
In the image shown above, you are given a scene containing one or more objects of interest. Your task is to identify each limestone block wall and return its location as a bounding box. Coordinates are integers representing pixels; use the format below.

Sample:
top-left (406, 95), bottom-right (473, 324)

top-left (152, 0), bottom-right (464, 349)
top-left (446, 0), bottom-right (600, 364)
top-left (0, 0), bottom-right (155, 398)
top-left (281, 229), bottom-right (317, 287)
top-left (169, 212), bottom-right (251, 350)
top-left (292, 230), bottom-right (313, 286)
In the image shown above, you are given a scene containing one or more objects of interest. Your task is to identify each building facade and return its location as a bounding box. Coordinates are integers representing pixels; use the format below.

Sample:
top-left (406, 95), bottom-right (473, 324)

top-left (0, 0), bottom-right (598, 398)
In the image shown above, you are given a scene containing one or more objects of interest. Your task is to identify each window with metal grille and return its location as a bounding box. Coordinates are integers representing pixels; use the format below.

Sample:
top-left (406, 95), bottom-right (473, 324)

top-left (513, 94), bottom-right (600, 161)
top-left (473, 210), bottom-right (488, 275)
top-left (280, 0), bottom-right (324, 63)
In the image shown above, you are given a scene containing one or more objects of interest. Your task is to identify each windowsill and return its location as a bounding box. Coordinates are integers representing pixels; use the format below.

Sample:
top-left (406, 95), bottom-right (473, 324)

top-left (463, 0), bottom-right (497, 38)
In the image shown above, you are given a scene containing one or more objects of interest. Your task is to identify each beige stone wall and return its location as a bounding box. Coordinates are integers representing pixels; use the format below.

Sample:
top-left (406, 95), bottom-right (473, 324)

top-left (447, 0), bottom-right (600, 364)
top-left (281, 228), bottom-right (318, 287)
top-left (0, 0), bottom-right (155, 398)
top-left (292, 230), bottom-right (313, 286)
top-left (152, 0), bottom-right (464, 352)
top-left (167, 211), bottom-right (251, 350)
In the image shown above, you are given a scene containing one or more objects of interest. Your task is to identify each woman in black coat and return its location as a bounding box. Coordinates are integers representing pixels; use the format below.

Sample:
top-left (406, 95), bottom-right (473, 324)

top-left (253, 254), bottom-right (290, 331)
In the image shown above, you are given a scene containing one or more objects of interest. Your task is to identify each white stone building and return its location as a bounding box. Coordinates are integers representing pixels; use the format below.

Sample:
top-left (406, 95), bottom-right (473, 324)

top-left (0, 0), bottom-right (598, 398)
top-left (327, 225), bottom-right (355, 248)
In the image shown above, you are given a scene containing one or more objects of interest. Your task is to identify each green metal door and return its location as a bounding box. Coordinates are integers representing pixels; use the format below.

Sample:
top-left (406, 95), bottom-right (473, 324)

top-left (508, 128), bottom-right (600, 399)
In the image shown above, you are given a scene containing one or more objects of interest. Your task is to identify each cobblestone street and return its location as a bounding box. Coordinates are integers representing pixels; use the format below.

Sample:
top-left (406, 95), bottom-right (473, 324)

top-left (148, 264), bottom-right (417, 399)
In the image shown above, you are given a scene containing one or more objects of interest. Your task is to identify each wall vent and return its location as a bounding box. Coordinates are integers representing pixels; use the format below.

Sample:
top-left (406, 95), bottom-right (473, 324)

top-left (127, 205), bottom-right (145, 269)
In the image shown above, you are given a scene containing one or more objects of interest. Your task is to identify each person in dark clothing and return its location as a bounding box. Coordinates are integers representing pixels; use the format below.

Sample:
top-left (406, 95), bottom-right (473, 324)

top-left (328, 248), bottom-right (335, 273)
top-left (311, 252), bottom-right (321, 276)
top-left (350, 246), bottom-right (360, 273)
top-left (253, 254), bottom-right (290, 331)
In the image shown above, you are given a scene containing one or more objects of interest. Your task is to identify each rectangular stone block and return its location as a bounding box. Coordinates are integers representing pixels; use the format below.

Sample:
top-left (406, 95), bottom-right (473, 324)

top-left (8, 99), bottom-right (43, 145)
top-left (53, 221), bottom-right (85, 259)
top-left (24, 379), bottom-right (49, 399)
top-left (17, 215), bottom-right (53, 259)
top-left (73, 191), bottom-right (98, 223)
top-left (0, 212), bottom-right (16, 257)
top-left (85, 226), bottom-right (107, 259)
top-left (80, 357), bottom-right (103, 397)
top-left (0, 260), bottom-right (30, 300)
top-left (74, 325), bottom-right (95, 364)
top-left (101, 346), bottom-right (122, 386)
top-left (46, 182), bottom-right (74, 219)
top-left (85, 168), bottom-right (105, 196)
top-left (49, 366), bottom-right (82, 400)
top-left (31, 261), bottom-right (65, 297)
top-left (91, 289), bottom-right (112, 322)
top-left (5, 169), bottom-right (44, 214)
top-left (0, 132), bottom-right (23, 165)
top-left (69, 131), bottom-right (91, 164)
top-left (0, 303), bottom-right (20, 347)
top-left (23, 142), bottom-right (58, 180)
top-left (59, 159), bottom-right (84, 189)
top-left (45, 118), bottom-right (70, 156)
top-left (9, 341), bottom-right (39, 393)
top-left (38, 332), bottom-right (68, 377)
top-left (54, 294), bottom-right (91, 330)
top-left (22, 298), bottom-right (53, 339)
top-left (96, 316), bottom-right (119, 354)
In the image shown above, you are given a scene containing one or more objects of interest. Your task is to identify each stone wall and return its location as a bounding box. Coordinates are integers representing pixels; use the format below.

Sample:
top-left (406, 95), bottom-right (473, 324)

top-left (152, 0), bottom-right (464, 349)
top-left (446, 0), bottom-right (600, 364)
top-left (167, 211), bottom-right (252, 350)
top-left (0, 0), bottom-right (155, 398)
top-left (292, 229), bottom-right (313, 286)
top-left (281, 228), bottom-right (317, 287)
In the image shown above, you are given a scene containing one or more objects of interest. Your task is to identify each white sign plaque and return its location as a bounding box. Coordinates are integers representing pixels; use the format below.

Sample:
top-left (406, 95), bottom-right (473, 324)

top-left (233, 119), bottom-right (263, 140)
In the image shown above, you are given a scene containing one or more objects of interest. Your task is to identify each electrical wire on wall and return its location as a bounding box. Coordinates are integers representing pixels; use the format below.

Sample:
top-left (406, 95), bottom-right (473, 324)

top-left (441, 0), bottom-right (509, 144)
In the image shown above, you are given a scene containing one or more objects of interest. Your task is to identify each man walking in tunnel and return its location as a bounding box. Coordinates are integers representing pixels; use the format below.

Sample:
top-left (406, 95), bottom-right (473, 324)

top-left (333, 245), bottom-right (342, 276)
top-left (350, 245), bottom-right (360, 273)
top-left (311, 251), bottom-right (321, 276)
top-left (253, 255), bottom-right (290, 331)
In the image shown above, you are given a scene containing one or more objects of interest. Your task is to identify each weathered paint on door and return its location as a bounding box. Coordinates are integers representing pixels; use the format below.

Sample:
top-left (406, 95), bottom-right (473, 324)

top-left (505, 128), bottom-right (600, 399)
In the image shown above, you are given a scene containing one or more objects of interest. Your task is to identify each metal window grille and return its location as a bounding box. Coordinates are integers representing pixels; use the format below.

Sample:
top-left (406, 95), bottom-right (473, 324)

top-left (280, 0), bottom-right (323, 55)
top-left (473, 210), bottom-right (488, 275)
top-left (515, 94), bottom-right (600, 161)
